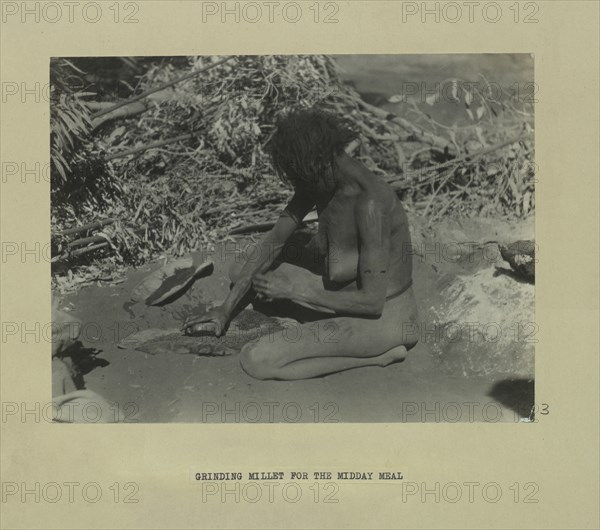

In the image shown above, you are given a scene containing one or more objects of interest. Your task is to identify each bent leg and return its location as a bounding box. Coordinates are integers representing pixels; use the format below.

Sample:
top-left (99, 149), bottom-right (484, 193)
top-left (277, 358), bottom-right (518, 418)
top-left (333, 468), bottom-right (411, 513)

top-left (240, 289), bottom-right (418, 380)
top-left (241, 342), bottom-right (408, 380)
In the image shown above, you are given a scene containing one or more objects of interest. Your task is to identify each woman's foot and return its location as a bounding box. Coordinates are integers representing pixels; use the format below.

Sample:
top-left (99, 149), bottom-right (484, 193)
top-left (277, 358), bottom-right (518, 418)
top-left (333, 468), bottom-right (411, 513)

top-left (378, 345), bottom-right (408, 367)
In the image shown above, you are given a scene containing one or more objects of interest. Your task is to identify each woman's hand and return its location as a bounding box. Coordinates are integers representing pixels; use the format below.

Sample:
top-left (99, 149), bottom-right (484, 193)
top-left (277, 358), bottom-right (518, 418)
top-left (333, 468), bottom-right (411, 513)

top-left (182, 306), bottom-right (229, 337)
top-left (253, 271), bottom-right (292, 301)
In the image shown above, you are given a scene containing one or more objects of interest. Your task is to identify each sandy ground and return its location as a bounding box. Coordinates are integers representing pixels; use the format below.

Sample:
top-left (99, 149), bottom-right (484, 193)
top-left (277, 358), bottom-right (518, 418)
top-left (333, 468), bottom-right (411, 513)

top-left (58, 215), bottom-right (535, 423)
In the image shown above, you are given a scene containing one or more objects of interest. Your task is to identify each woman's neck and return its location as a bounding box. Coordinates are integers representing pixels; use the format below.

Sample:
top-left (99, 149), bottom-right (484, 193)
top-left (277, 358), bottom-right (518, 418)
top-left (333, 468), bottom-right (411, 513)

top-left (335, 153), bottom-right (370, 194)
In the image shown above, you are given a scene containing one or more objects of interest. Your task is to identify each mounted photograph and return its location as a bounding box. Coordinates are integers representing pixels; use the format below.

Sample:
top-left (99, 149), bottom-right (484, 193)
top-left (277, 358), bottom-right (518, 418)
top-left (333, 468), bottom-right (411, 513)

top-left (50, 54), bottom-right (535, 423)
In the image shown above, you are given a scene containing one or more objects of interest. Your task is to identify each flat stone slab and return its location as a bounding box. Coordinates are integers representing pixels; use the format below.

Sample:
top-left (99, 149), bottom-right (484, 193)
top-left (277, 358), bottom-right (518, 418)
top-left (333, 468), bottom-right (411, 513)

top-left (131, 256), bottom-right (214, 306)
top-left (118, 309), bottom-right (285, 357)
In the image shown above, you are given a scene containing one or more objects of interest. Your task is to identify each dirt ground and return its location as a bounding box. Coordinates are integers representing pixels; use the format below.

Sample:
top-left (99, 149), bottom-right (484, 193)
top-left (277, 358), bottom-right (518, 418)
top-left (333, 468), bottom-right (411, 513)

top-left (57, 214), bottom-right (535, 423)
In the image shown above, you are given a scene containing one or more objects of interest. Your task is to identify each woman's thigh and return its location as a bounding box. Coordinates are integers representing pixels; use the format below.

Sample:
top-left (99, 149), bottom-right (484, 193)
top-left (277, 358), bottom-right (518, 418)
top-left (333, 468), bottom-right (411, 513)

top-left (250, 287), bottom-right (420, 363)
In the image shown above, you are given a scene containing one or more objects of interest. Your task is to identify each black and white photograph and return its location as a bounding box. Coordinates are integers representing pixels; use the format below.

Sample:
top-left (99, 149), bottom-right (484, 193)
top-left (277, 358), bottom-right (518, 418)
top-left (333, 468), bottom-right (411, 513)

top-left (50, 54), bottom-right (536, 423)
top-left (3, 1), bottom-right (600, 529)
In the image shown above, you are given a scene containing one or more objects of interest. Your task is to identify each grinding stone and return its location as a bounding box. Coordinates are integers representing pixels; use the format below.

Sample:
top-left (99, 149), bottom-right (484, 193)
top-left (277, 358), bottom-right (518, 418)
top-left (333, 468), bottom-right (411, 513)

top-left (118, 310), bottom-right (286, 357)
top-left (131, 256), bottom-right (214, 306)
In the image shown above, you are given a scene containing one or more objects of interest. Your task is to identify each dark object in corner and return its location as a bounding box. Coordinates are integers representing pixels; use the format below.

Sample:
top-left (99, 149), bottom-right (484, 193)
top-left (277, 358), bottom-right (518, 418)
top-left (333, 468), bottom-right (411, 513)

top-left (499, 240), bottom-right (535, 282)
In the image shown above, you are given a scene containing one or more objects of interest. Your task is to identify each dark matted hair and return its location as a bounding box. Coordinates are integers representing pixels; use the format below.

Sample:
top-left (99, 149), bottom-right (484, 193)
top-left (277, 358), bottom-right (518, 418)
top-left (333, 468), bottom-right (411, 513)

top-left (267, 108), bottom-right (358, 189)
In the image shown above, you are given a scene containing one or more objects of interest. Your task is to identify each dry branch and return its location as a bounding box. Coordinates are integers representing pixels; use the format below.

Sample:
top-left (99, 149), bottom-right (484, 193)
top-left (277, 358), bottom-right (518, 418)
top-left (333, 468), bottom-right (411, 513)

top-left (356, 99), bottom-right (456, 154)
top-left (89, 91), bottom-right (173, 130)
top-left (387, 132), bottom-right (533, 187)
top-left (106, 134), bottom-right (194, 161)
top-left (91, 56), bottom-right (236, 119)
top-left (57, 218), bottom-right (115, 237)
top-left (69, 242), bottom-right (110, 257)
top-left (67, 235), bottom-right (109, 248)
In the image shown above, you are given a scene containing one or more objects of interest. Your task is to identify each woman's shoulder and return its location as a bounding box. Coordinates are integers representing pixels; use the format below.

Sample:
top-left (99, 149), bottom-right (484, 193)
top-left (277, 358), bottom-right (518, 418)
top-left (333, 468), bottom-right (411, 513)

top-left (356, 180), bottom-right (396, 216)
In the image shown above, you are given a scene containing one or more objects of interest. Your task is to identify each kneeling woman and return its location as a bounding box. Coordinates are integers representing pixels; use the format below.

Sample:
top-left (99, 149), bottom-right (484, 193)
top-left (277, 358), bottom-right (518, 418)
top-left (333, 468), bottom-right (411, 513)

top-left (184, 108), bottom-right (419, 380)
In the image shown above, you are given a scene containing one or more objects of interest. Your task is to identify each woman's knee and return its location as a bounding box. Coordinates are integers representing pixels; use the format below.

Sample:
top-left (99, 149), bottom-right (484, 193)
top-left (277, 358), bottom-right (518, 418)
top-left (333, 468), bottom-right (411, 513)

top-left (239, 342), bottom-right (281, 380)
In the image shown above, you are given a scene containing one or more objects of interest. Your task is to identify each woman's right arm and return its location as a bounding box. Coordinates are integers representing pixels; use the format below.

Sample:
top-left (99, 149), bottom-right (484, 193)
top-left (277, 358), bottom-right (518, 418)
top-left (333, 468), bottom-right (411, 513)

top-left (183, 191), bottom-right (315, 336)
top-left (220, 212), bottom-right (299, 316)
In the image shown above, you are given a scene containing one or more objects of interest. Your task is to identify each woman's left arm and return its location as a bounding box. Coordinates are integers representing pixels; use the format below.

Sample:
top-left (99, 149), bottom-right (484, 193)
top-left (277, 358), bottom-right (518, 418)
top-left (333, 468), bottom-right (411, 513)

top-left (260, 198), bottom-right (391, 316)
